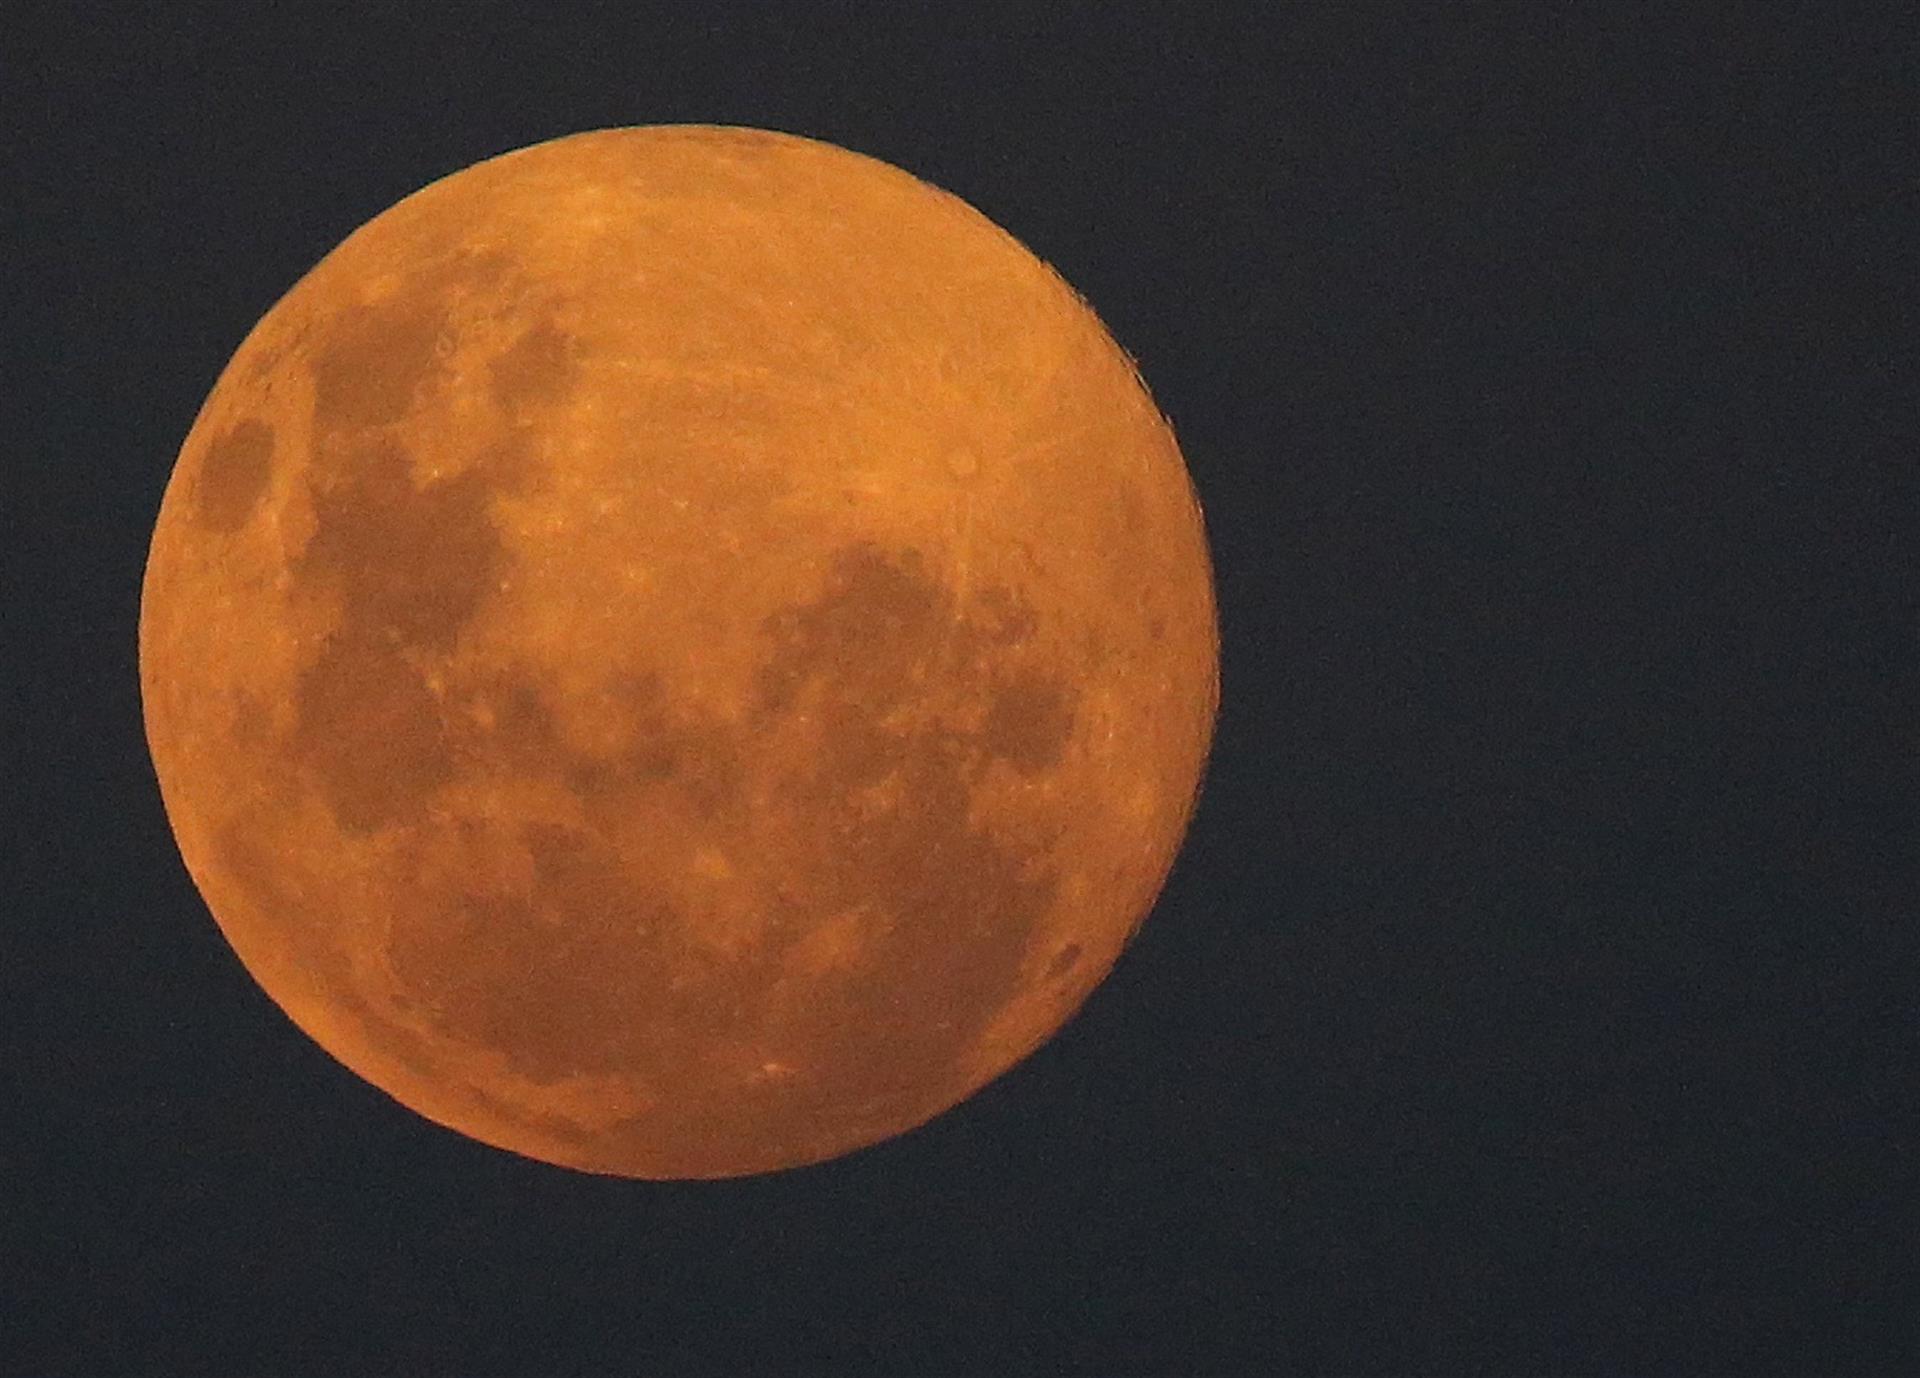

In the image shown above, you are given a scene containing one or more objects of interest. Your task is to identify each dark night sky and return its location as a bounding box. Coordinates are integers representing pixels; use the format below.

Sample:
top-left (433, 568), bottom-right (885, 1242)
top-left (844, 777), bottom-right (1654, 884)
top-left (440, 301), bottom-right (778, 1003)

top-left (6, 4), bottom-right (1911, 1374)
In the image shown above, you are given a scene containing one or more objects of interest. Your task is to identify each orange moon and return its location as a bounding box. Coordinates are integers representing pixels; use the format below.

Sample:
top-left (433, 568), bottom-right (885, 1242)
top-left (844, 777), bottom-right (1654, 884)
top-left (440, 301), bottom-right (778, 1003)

top-left (139, 125), bottom-right (1218, 1178)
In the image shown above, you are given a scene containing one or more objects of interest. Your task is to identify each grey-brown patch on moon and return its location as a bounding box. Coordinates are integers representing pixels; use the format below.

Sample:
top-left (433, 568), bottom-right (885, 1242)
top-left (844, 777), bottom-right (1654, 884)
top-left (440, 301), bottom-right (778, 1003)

top-left (193, 419), bottom-right (275, 532)
top-left (1046, 942), bottom-right (1084, 981)
top-left (310, 296), bottom-right (447, 434)
top-left (753, 543), bottom-right (947, 719)
top-left (308, 249), bottom-right (528, 437)
top-left (386, 820), bottom-right (682, 1084)
top-left (981, 667), bottom-right (1077, 775)
top-left (713, 541), bottom-right (1059, 1160)
top-left (292, 632), bottom-right (454, 836)
top-left (287, 431), bottom-right (529, 834)
top-left (298, 438), bottom-right (520, 653)
top-left (489, 319), bottom-right (580, 414)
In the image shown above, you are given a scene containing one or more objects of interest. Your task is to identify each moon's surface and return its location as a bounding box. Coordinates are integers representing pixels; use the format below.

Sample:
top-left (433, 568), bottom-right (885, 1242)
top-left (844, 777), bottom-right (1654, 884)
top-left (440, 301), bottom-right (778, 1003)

top-left (140, 125), bottom-right (1218, 1178)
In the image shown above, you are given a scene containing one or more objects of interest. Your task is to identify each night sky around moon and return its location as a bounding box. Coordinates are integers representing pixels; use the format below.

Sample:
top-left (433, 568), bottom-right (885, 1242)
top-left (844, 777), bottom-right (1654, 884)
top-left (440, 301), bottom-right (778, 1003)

top-left (9, 7), bottom-right (1906, 1374)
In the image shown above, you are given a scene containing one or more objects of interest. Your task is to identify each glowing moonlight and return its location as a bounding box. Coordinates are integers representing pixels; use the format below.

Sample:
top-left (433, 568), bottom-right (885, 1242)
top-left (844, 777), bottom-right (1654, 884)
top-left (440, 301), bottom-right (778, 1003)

top-left (140, 126), bottom-right (1218, 1178)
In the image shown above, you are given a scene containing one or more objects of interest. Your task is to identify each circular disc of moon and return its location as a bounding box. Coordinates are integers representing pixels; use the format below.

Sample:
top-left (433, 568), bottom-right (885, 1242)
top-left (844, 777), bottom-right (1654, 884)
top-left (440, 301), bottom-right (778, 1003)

top-left (140, 125), bottom-right (1218, 1178)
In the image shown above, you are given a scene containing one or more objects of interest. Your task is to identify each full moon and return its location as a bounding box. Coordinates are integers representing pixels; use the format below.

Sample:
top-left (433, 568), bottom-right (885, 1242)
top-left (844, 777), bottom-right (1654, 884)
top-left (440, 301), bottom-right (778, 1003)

top-left (140, 126), bottom-right (1218, 1178)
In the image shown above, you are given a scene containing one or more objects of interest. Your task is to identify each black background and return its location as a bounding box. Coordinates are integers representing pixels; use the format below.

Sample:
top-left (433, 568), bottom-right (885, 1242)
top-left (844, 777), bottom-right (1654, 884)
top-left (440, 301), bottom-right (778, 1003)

top-left (6, 4), bottom-right (1911, 1374)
